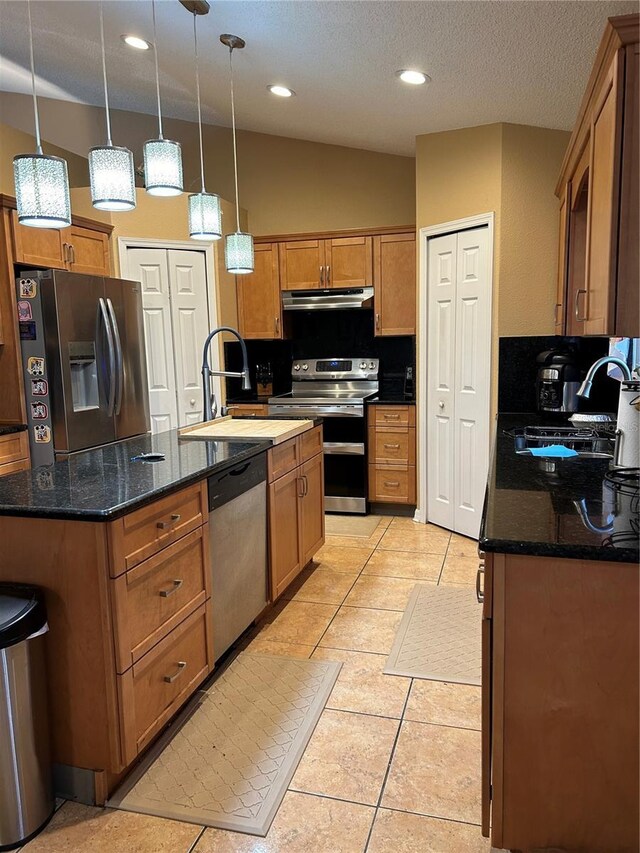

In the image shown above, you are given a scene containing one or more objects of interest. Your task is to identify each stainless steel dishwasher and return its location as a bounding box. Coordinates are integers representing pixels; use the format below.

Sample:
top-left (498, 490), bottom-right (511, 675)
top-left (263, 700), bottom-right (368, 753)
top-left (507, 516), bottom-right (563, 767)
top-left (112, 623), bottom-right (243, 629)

top-left (208, 452), bottom-right (268, 661)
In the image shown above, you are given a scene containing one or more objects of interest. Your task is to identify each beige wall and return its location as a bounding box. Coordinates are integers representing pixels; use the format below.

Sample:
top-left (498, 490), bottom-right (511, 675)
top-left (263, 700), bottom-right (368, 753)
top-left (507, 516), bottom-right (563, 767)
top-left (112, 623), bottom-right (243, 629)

top-left (0, 92), bottom-right (416, 236)
top-left (415, 121), bottom-right (570, 413)
top-left (0, 120), bottom-right (89, 191)
top-left (499, 123), bottom-right (571, 336)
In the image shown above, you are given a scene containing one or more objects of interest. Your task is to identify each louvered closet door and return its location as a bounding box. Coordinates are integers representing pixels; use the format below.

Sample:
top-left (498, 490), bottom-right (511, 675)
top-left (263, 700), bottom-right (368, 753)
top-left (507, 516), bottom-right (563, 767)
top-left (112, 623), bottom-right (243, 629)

top-left (427, 226), bottom-right (491, 538)
top-left (167, 250), bottom-right (210, 427)
top-left (127, 248), bottom-right (178, 434)
top-left (427, 233), bottom-right (457, 530)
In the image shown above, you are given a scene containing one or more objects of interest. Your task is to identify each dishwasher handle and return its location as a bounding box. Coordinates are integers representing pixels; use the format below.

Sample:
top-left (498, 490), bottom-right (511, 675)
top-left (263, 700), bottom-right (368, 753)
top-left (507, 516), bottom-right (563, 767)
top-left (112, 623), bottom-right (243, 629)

top-left (208, 452), bottom-right (267, 513)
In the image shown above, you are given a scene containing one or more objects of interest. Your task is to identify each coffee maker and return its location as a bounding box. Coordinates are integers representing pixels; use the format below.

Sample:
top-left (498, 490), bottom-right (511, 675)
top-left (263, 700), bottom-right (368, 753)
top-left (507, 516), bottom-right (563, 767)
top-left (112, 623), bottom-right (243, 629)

top-left (536, 349), bottom-right (581, 413)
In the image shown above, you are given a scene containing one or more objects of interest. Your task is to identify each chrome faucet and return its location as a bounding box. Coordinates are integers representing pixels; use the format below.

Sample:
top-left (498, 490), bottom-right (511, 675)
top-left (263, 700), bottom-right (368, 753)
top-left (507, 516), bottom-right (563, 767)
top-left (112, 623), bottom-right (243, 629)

top-left (577, 356), bottom-right (632, 398)
top-left (201, 327), bottom-right (251, 421)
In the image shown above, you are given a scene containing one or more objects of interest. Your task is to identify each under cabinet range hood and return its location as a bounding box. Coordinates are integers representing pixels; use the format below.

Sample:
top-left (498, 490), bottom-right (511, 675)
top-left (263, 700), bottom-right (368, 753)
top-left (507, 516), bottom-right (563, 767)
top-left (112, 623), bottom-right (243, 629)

top-left (282, 287), bottom-right (374, 311)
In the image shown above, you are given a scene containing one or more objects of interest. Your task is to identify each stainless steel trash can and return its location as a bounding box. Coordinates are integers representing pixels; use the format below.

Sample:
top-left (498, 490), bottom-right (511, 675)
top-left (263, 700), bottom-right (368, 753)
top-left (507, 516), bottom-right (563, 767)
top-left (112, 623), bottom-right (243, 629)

top-left (0, 583), bottom-right (53, 851)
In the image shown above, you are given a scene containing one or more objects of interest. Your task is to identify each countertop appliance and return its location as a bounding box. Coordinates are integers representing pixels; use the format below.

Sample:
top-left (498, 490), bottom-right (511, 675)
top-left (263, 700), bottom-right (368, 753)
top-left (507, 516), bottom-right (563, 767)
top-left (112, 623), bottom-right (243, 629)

top-left (535, 349), bottom-right (580, 413)
top-left (208, 453), bottom-right (268, 660)
top-left (16, 269), bottom-right (149, 467)
top-left (268, 358), bottom-right (379, 513)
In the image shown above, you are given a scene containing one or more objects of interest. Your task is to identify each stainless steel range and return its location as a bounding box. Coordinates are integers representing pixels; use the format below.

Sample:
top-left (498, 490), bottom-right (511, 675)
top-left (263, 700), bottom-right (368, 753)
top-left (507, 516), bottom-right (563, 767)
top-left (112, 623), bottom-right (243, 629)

top-left (268, 358), bottom-right (379, 513)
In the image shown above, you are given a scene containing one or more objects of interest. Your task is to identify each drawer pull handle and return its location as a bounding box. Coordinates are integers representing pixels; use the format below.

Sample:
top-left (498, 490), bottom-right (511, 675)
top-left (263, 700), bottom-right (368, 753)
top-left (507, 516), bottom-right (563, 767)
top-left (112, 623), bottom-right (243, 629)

top-left (384, 443), bottom-right (400, 449)
top-left (157, 513), bottom-right (181, 530)
top-left (159, 579), bottom-right (183, 598)
top-left (163, 661), bottom-right (187, 684)
top-left (384, 480), bottom-right (400, 487)
top-left (384, 413), bottom-right (400, 420)
top-left (476, 565), bottom-right (485, 603)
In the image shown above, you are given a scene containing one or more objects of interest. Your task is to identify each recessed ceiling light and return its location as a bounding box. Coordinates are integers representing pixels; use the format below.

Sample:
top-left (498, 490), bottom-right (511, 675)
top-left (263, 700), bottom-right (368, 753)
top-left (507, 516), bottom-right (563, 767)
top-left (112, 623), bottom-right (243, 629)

top-left (122, 34), bottom-right (151, 50)
top-left (398, 69), bottom-right (429, 85)
top-left (268, 85), bottom-right (295, 98)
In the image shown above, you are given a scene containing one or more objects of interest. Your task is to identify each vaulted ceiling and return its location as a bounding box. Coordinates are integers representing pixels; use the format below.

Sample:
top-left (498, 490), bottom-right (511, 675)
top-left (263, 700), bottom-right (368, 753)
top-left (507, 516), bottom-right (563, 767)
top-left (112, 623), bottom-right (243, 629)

top-left (0, 0), bottom-right (637, 156)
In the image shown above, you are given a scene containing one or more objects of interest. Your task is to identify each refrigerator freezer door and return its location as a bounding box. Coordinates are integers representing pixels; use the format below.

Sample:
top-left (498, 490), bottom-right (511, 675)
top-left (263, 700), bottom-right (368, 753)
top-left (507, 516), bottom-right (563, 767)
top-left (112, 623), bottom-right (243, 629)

top-left (105, 278), bottom-right (150, 440)
top-left (41, 271), bottom-right (116, 453)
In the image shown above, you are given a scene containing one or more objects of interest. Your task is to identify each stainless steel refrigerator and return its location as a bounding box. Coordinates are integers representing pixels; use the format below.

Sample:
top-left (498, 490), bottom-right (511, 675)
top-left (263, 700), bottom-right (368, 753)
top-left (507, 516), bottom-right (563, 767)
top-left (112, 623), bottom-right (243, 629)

top-left (16, 269), bottom-right (150, 467)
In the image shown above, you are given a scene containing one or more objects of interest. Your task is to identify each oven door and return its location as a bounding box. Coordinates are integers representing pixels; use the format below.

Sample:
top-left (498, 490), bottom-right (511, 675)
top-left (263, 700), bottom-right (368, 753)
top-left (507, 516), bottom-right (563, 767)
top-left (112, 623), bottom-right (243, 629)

top-left (322, 416), bottom-right (367, 514)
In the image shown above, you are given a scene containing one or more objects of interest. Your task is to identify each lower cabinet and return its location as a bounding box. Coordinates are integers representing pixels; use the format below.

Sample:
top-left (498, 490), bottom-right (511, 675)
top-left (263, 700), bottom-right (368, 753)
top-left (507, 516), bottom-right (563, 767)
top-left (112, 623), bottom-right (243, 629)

top-left (268, 427), bottom-right (325, 600)
top-left (368, 405), bottom-right (416, 505)
top-left (0, 430), bottom-right (29, 476)
top-left (483, 551), bottom-right (639, 851)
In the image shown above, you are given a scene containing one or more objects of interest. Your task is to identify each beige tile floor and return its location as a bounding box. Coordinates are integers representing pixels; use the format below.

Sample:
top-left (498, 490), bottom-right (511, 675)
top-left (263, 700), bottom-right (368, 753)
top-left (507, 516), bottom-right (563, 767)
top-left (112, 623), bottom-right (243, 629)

top-left (24, 515), bottom-right (493, 853)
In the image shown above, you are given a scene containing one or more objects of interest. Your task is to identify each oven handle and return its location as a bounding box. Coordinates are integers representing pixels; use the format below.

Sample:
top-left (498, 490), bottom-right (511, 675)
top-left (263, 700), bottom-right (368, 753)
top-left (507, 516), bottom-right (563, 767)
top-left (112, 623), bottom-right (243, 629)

top-left (323, 442), bottom-right (365, 456)
top-left (268, 405), bottom-right (364, 418)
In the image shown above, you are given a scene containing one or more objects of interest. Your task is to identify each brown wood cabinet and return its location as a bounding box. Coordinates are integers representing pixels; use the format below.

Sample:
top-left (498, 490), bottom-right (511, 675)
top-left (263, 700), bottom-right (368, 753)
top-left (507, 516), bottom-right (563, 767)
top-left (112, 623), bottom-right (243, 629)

top-left (368, 405), bottom-right (416, 505)
top-left (11, 211), bottom-right (111, 276)
top-left (373, 232), bottom-right (416, 336)
top-left (268, 426), bottom-right (325, 600)
top-left (555, 15), bottom-right (639, 337)
top-left (0, 430), bottom-right (30, 476)
top-left (279, 236), bottom-right (373, 290)
top-left (0, 480), bottom-right (213, 802)
top-left (237, 243), bottom-right (282, 339)
top-left (226, 403), bottom-right (270, 417)
top-left (482, 551), bottom-right (639, 851)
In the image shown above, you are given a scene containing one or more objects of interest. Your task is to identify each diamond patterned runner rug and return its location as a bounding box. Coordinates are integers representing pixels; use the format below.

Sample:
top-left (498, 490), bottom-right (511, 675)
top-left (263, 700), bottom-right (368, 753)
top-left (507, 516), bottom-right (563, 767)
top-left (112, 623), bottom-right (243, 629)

top-left (108, 653), bottom-right (341, 836)
top-left (384, 584), bottom-right (481, 685)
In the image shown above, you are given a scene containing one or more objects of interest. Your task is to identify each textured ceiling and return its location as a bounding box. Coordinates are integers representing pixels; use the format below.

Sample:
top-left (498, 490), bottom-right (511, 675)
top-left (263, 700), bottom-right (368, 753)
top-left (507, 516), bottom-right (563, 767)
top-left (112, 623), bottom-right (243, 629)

top-left (0, 0), bottom-right (637, 156)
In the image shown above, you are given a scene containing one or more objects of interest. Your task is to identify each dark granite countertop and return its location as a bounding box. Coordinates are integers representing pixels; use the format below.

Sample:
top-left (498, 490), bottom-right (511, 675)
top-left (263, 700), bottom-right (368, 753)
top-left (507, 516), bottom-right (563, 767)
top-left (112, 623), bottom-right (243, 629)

top-left (0, 424), bottom-right (28, 437)
top-left (480, 414), bottom-right (639, 563)
top-left (0, 429), bottom-right (270, 522)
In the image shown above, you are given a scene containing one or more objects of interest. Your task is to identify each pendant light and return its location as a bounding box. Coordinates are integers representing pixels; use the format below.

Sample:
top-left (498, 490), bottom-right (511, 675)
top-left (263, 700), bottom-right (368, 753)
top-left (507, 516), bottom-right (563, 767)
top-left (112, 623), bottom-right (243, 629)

top-left (221, 34), bottom-right (254, 275)
top-left (89, 3), bottom-right (136, 211)
top-left (188, 11), bottom-right (221, 240)
top-left (143, 0), bottom-right (183, 196)
top-left (13, 0), bottom-right (71, 228)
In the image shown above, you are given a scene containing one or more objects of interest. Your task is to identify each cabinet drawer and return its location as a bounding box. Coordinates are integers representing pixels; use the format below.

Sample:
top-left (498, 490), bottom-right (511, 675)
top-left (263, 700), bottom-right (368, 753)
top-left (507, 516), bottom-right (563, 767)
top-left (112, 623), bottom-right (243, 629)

top-left (368, 428), bottom-right (415, 464)
top-left (0, 431), bottom-right (29, 466)
top-left (371, 405), bottom-right (415, 427)
top-left (299, 426), bottom-right (323, 463)
top-left (109, 482), bottom-right (207, 576)
top-left (226, 404), bottom-right (269, 417)
top-left (268, 436), bottom-right (300, 483)
top-left (112, 526), bottom-right (210, 672)
top-left (119, 603), bottom-right (212, 761)
top-left (368, 464), bottom-right (416, 504)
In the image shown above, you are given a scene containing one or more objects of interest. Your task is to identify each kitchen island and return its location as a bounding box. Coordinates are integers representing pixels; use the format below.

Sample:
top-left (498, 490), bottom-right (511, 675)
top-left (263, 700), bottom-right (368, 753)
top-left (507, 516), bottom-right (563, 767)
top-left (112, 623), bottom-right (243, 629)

top-left (0, 419), bottom-right (324, 805)
top-left (479, 414), bottom-right (639, 852)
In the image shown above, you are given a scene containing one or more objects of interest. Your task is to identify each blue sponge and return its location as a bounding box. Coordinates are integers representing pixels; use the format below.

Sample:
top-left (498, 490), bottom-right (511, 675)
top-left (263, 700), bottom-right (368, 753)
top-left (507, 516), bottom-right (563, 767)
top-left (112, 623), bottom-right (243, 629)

top-left (529, 445), bottom-right (579, 458)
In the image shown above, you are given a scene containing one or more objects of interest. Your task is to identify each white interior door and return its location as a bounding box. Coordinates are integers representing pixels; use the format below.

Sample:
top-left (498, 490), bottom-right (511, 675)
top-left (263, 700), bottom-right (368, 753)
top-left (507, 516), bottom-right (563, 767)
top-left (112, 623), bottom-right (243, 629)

top-left (427, 226), bottom-right (491, 538)
top-left (167, 250), bottom-right (210, 426)
top-left (126, 248), bottom-right (178, 434)
top-left (426, 233), bottom-right (457, 530)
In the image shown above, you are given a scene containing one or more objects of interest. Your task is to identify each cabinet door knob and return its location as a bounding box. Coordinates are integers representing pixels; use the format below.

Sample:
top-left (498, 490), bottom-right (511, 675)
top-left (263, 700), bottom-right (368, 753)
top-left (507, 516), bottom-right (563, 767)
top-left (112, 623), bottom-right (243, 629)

top-left (326, 265), bottom-right (330, 286)
top-left (275, 316), bottom-right (280, 335)
top-left (319, 265), bottom-right (324, 286)
top-left (375, 312), bottom-right (380, 329)
top-left (439, 401), bottom-right (445, 409)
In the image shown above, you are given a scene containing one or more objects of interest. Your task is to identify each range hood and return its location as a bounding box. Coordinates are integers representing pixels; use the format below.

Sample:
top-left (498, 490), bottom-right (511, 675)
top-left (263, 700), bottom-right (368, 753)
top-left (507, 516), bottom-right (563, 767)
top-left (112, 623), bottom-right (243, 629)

top-left (282, 287), bottom-right (374, 311)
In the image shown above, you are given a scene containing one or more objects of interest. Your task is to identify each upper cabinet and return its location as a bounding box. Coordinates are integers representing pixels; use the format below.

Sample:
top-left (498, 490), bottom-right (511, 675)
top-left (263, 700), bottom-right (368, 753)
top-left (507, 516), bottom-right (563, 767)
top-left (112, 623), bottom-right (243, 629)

top-left (11, 210), bottom-right (112, 277)
top-left (324, 236), bottom-right (372, 288)
top-left (236, 227), bottom-right (416, 340)
top-left (279, 240), bottom-right (325, 289)
top-left (237, 242), bottom-right (282, 339)
top-left (555, 14), bottom-right (639, 337)
top-left (279, 235), bottom-right (373, 290)
top-left (373, 232), bottom-right (416, 336)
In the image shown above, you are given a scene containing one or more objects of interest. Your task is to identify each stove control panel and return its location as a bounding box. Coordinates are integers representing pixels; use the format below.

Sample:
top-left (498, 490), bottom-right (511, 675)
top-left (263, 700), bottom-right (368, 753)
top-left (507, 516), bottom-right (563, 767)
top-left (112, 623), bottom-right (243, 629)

top-left (291, 358), bottom-right (379, 380)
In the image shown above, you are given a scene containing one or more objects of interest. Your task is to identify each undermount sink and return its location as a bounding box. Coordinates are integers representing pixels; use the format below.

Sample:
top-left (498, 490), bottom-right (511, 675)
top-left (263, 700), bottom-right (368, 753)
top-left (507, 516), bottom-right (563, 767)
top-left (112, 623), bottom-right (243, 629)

top-left (513, 425), bottom-right (615, 459)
